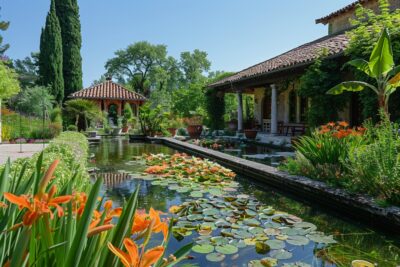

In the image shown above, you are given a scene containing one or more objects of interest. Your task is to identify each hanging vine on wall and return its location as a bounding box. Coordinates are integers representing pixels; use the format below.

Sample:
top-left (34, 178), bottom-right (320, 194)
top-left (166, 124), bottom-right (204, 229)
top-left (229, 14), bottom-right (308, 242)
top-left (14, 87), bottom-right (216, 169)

top-left (205, 89), bottom-right (225, 131)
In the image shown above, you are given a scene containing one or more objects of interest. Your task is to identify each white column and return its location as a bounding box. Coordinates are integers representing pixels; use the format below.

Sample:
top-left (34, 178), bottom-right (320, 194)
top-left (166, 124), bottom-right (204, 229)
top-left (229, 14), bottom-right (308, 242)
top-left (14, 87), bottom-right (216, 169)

top-left (237, 90), bottom-right (243, 132)
top-left (270, 84), bottom-right (278, 135)
top-left (296, 95), bottom-right (301, 123)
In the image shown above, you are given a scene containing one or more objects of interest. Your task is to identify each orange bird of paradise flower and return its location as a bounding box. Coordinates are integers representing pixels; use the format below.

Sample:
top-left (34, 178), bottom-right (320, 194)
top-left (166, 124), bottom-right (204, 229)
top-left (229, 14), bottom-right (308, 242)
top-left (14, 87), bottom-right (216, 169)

top-left (108, 238), bottom-right (164, 267)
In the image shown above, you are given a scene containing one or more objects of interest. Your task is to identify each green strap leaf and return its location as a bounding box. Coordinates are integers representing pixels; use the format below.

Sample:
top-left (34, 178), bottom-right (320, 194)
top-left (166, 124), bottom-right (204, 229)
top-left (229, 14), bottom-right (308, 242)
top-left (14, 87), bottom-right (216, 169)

top-left (326, 81), bottom-right (375, 95)
top-left (369, 28), bottom-right (394, 77)
top-left (345, 59), bottom-right (374, 77)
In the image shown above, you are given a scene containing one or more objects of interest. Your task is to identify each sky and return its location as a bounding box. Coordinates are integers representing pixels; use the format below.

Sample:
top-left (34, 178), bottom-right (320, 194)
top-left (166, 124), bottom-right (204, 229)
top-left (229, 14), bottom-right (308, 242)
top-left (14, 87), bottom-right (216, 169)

top-left (2, 0), bottom-right (356, 87)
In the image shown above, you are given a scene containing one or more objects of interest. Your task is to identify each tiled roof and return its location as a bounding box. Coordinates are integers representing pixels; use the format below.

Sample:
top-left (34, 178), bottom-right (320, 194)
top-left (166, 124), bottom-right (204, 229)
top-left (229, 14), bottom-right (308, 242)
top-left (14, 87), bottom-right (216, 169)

top-left (70, 80), bottom-right (146, 101)
top-left (208, 33), bottom-right (349, 88)
top-left (316, 0), bottom-right (371, 24)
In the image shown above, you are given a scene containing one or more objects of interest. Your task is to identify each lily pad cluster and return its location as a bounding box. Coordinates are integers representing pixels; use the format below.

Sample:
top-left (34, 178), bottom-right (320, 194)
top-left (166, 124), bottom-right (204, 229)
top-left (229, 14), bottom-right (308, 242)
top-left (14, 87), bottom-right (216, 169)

top-left (133, 153), bottom-right (337, 265)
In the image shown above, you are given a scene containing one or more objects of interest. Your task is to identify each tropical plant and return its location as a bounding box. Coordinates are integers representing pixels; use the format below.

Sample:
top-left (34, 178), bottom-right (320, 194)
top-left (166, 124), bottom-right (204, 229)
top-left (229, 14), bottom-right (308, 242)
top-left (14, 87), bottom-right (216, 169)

top-left (64, 99), bottom-right (102, 131)
top-left (205, 88), bottom-right (225, 131)
top-left (327, 28), bottom-right (400, 116)
top-left (0, 60), bottom-right (20, 143)
top-left (122, 103), bottom-right (134, 128)
top-left (0, 157), bottom-right (192, 267)
top-left (138, 103), bottom-right (169, 136)
top-left (14, 85), bottom-right (54, 117)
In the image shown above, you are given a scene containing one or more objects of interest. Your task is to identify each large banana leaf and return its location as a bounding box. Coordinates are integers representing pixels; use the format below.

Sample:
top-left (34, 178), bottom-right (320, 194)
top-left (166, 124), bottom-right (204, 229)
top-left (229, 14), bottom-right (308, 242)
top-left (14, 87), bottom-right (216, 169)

top-left (327, 81), bottom-right (377, 95)
top-left (369, 28), bottom-right (394, 78)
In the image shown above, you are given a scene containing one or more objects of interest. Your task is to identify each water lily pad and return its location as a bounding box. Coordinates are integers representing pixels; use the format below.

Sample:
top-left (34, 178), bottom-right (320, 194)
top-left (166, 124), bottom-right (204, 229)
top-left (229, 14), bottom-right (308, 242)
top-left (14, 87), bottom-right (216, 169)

top-left (282, 262), bottom-right (311, 267)
top-left (294, 222), bottom-right (317, 232)
top-left (211, 236), bottom-right (229, 246)
top-left (187, 214), bottom-right (203, 221)
top-left (215, 244), bottom-right (238, 255)
top-left (248, 258), bottom-right (277, 267)
top-left (192, 244), bottom-right (214, 254)
top-left (264, 228), bottom-right (281, 236)
top-left (176, 187), bottom-right (190, 193)
top-left (286, 235), bottom-right (309, 246)
top-left (265, 240), bottom-right (285, 250)
top-left (206, 252), bottom-right (226, 262)
top-left (203, 208), bottom-right (219, 216)
top-left (255, 242), bottom-right (270, 254)
top-left (208, 188), bottom-right (224, 196)
top-left (190, 191), bottom-right (203, 198)
top-left (248, 227), bottom-right (264, 235)
top-left (270, 249), bottom-right (293, 260)
top-left (307, 234), bottom-right (336, 244)
top-left (243, 218), bottom-right (261, 226)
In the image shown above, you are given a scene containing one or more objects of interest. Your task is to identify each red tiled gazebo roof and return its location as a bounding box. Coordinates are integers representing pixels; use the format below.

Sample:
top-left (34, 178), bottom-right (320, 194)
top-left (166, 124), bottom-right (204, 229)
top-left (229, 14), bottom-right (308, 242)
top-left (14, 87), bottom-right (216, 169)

top-left (208, 33), bottom-right (349, 89)
top-left (70, 79), bottom-right (146, 101)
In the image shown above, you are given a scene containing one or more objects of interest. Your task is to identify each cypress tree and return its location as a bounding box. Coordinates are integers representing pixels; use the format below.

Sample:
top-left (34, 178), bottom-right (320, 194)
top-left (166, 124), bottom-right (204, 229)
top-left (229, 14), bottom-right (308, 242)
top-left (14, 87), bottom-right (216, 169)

top-left (55, 0), bottom-right (83, 100)
top-left (39, 0), bottom-right (64, 104)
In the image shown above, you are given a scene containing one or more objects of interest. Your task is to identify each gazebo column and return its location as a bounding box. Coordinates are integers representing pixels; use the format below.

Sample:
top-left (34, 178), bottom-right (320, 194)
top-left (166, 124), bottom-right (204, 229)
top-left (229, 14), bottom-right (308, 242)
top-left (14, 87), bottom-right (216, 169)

top-left (270, 84), bottom-right (278, 135)
top-left (237, 90), bottom-right (244, 132)
top-left (117, 102), bottom-right (122, 116)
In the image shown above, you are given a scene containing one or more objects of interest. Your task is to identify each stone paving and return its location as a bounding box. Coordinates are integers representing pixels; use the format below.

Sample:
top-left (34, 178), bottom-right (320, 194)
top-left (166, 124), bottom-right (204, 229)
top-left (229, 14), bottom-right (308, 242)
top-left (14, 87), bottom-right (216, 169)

top-left (0, 143), bottom-right (47, 164)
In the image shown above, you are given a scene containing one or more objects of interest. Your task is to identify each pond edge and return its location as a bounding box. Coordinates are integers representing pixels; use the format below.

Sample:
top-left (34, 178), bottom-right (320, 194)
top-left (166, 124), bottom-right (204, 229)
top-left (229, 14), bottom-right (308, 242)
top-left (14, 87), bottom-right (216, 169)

top-left (149, 137), bottom-right (400, 233)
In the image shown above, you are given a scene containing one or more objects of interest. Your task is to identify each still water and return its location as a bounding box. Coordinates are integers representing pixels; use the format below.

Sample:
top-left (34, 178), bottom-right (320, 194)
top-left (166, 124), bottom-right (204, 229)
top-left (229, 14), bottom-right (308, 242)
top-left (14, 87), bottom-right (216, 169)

top-left (89, 137), bottom-right (400, 267)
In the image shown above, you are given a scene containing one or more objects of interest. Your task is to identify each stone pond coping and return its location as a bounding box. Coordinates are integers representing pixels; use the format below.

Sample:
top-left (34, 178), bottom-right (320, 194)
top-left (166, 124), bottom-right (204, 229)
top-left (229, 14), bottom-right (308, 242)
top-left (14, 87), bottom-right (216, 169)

top-left (148, 137), bottom-right (400, 233)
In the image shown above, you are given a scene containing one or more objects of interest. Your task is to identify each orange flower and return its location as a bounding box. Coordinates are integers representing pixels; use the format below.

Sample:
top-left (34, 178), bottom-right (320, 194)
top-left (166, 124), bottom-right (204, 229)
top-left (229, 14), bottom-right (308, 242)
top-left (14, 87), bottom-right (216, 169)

top-left (131, 208), bottom-right (168, 240)
top-left (145, 164), bottom-right (168, 174)
top-left (0, 201), bottom-right (8, 208)
top-left (338, 121), bottom-right (349, 128)
top-left (316, 143), bottom-right (322, 149)
top-left (108, 238), bottom-right (164, 267)
top-left (72, 192), bottom-right (87, 217)
top-left (4, 185), bottom-right (72, 226)
top-left (327, 122), bottom-right (336, 128)
top-left (88, 224), bottom-right (114, 237)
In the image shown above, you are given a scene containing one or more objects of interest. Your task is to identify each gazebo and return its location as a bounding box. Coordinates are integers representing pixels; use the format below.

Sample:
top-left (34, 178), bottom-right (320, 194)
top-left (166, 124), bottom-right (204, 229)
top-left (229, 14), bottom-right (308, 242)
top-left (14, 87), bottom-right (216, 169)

top-left (70, 78), bottom-right (146, 116)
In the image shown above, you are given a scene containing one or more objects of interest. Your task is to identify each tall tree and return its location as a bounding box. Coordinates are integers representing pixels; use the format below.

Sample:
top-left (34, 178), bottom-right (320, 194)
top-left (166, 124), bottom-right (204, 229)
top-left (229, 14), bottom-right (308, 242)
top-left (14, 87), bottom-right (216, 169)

top-left (105, 41), bottom-right (168, 97)
top-left (55, 0), bottom-right (83, 99)
top-left (180, 49), bottom-right (210, 84)
top-left (0, 61), bottom-right (20, 143)
top-left (39, 0), bottom-right (64, 104)
top-left (0, 8), bottom-right (9, 56)
top-left (13, 52), bottom-right (39, 88)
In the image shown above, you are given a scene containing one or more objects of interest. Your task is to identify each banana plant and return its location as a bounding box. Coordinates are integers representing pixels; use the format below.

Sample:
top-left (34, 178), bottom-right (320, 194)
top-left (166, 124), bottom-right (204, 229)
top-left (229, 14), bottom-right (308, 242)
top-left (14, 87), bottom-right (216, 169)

top-left (327, 28), bottom-right (400, 116)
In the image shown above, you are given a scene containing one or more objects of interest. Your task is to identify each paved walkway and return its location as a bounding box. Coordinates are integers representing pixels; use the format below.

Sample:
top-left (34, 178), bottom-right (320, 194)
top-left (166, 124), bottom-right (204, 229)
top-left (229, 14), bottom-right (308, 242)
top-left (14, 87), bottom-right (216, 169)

top-left (0, 143), bottom-right (47, 164)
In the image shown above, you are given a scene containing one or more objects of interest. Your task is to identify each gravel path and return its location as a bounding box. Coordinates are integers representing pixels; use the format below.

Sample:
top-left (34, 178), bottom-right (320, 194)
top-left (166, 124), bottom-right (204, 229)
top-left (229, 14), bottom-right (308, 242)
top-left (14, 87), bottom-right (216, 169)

top-left (0, 143), bottom-right (47, 165)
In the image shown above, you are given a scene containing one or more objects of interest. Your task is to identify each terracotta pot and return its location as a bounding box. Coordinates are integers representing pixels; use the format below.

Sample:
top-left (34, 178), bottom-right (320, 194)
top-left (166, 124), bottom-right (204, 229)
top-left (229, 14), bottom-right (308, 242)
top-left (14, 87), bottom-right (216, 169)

top-left (122, 126), bottom-right (129, 133)
top-left (244, 129), bottom-right (258, 139)
top-left (186, 125), bottom-right (203, 139)
top-left (167, 128), bottom-right (177, 136)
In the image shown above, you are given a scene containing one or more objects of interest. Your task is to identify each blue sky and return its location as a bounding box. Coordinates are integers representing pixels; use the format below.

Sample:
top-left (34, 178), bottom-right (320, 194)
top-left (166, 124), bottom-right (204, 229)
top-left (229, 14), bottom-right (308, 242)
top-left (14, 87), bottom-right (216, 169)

top-left (2, 0), bottom-right (355, 87)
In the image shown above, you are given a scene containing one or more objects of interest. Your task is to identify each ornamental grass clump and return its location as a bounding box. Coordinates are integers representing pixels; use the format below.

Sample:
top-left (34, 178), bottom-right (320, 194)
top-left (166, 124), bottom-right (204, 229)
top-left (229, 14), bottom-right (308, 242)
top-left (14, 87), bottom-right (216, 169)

top-left (0, 155), bottom-right (192, 267)
top-left (284, 121), bottom-right (365, 186)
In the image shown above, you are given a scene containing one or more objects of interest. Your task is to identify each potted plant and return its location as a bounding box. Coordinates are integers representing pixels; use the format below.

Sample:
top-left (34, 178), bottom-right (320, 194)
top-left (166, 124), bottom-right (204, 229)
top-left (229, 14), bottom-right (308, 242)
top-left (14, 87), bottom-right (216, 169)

top-left (138, 103), bottom-right (169, 137)
top-left (122, 103), bottom-right (134, 133)
top-left (184, 115), bottom-right (203, 139)
top-left (244, 118), bottom-right (258, 139)
top-left (165, 117), bottom-right (183, 137)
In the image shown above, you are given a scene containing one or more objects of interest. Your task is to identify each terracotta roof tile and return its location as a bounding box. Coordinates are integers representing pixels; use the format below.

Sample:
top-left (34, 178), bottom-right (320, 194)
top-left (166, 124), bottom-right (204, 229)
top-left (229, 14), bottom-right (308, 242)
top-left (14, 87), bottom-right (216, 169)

top-left (208, 33), bottom-right (349, 88)
top-left (70, 80), bottom-right (146, 101)
top-left (316, 0), bottom-right (371, 24)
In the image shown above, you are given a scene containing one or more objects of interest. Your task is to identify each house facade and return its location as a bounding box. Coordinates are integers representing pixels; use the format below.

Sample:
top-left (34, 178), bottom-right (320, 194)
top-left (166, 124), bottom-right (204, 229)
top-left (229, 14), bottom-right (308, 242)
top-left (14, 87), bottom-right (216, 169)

top-left (208, 0), bottom-right (400, 135)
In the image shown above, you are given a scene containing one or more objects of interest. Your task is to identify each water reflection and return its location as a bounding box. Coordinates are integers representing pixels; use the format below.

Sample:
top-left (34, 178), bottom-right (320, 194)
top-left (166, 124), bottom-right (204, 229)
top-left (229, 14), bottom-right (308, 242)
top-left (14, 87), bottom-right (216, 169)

top-left (90, 137), bottom-right (400, 266)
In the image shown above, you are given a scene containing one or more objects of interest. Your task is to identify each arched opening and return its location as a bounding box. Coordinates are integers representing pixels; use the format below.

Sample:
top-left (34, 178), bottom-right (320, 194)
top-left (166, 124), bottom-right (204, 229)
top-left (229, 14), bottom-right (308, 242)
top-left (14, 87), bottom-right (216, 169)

top-left (108, 104), bottom-right (118, 126)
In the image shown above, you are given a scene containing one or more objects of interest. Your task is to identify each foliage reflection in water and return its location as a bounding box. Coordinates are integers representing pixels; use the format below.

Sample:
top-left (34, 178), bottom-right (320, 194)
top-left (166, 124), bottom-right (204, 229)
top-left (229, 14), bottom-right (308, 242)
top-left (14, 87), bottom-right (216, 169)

top-left (89, 137), bottom-right (400, 266)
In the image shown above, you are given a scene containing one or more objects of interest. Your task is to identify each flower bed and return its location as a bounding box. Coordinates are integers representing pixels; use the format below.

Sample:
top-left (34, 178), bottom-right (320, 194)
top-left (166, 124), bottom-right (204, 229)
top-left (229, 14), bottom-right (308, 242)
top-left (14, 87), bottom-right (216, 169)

top-left (283, 118), bottom-right (400, 206)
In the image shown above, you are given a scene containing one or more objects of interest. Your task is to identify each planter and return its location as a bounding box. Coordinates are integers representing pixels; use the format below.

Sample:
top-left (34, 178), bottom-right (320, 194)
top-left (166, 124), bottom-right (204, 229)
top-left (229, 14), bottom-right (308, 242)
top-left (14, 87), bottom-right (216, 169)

top-left (167, 128), bottom-right (177, 136)
top-left (87, 131), bottom-right (97, 138)
top-left (111, 128), bottom-right (122, 136)
top-left (244, 129), bottom-right (258, 139)
top-left (122, 126), bottom-right (129, 133)
top-left (186, 125), bottom-right (203, 139)
top-left (228, 120), bottom-right (238, 131)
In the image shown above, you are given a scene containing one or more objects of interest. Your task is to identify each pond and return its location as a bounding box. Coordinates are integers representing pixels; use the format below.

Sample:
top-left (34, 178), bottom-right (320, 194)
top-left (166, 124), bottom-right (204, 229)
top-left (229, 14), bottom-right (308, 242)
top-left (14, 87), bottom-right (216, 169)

top-left (189, 139), bottom-right (293, 167)
top-left (89, 137), bottom-right (400, 267)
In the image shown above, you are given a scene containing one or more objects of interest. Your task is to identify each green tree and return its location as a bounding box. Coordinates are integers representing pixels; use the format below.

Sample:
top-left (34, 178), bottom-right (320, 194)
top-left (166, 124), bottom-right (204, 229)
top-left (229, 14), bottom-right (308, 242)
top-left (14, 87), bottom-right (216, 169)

top-left (15, 86), bottom-right (54, 117)
top-left (205, 89), bottom-right (225, 131)
top-left (39, 0), bottom-right (64, 104)
top-left (0, 61), bottom-right (20, 143)
top-left (346, 0), bottom-right (400, 120)
top-left (171, 83), bottom-right (206, 118)
top-left (13, 52), bottom-right (39, 88)
top-left (328, 28), bottom-right (400, 117)
top-left (55, 0), bottom-right (83, 99)
top-left (180, 49), bottom-right (210, 84)
top-left (105, 41), bottom-right (168, 97)
top-left (298, 54), bottom-right (348, 127)
top-left (0, 8), bottom-right (9, 55)
top-left (64, 99), bottom-right (101, 131)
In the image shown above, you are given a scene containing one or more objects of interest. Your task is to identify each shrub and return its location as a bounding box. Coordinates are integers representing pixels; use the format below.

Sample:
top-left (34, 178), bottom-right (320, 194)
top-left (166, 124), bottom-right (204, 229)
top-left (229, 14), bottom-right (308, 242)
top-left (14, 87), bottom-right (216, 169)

top-left (344, 117), bottom-right (400, 205)
top-left (67, 124), bottom-right (78, 131)
top-left (2, 131), bottom-right (90, 191)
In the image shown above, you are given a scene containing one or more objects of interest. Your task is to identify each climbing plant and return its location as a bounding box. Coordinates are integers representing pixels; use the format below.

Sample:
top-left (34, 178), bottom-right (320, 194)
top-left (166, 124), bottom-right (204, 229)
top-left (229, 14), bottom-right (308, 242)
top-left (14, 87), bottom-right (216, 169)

top-left (298, 53), bottom-right (348, 128)
top-left (346, 0), bottom-right (400, 120)
top-left (205, 89), bottom-right (225, 131)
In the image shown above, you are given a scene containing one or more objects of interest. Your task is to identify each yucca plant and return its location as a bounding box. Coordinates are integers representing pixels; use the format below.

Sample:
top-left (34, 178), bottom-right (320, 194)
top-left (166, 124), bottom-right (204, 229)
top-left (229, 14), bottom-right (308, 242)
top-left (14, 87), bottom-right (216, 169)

top-left (0, 154), bottom-right (192, 267)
